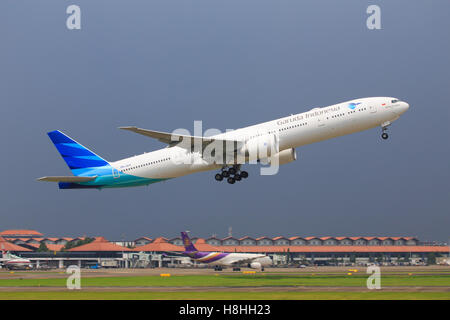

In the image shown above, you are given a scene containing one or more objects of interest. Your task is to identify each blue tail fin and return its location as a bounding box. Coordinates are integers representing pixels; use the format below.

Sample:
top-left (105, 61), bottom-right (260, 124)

top-left (181, 232), bottom-right (197, 252)
top-left (47, 130), bottom-right (110, 176)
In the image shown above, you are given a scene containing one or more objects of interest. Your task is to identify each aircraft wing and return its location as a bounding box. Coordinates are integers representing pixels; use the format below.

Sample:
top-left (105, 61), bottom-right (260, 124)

top-left (161, 251), bottom-right (185, 257)
top-left (37, 176), bottom-right (97, 182)
top-left (119, 126), bottom-right (244, 150)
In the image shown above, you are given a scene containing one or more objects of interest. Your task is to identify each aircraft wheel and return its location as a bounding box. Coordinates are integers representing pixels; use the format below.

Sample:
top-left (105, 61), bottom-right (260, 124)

top-left (228, 167), bottom-right (236, 175)
top-left (240, 171), bottom-right (248, 178)
top-left (227, 177), bottom-right (235, 184)
top-left (382, 132), bottom-right (389, 140)
top-left (222, 170), bottom-right (230, 178)
top-left (215, 173), bottom-right (223, 181)
top-left (234, 174), bottom-right (241, 181)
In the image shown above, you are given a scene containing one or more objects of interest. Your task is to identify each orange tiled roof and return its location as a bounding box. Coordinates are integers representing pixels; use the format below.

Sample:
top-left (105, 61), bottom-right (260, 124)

top-left (193, 238), bottom-right (221, 251)
top-left (25, 238), bottom-right (42, 243)
top-left (135, 237), bottom-right (183, 252)
top-left (0, 230), bottom-right (43, 236)
top-left (272, 236), bottom-right (288, 241)
top-left (134, 237), bottom-right (152, 242)
top-left (238, 236), bottom-right (255, 241)
top-left (11, 238), bottom-right (30, 243)
top-left (68, 237), bottom-right (134, 252)
top-left (43, 237), bottom-right (59, 242)
top-left (0, 237), bottom-right (32, 251)
top-left (27, 243), bottom-right (64, 252)
top-left (222, 236), bottom-right (237, 241)
top-left (217, 245), bottom-right (448, 253)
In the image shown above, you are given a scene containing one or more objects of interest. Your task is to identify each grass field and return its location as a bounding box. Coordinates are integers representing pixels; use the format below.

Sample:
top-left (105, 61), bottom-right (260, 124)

top-left (0, 269), bottom-right (448, 300)
top-left (0, 274), bottom-right (449, 287)
top-left (0, 291), bottom-right (448, 300)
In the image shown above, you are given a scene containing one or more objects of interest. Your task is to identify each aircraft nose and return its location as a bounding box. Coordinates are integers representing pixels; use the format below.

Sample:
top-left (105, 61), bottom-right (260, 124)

top-left (401, 101), bottom-right (410, 113)
top-left (394, 101), bottom-right (409, 115)
top-left (403, 101), bottom-right (409, 110)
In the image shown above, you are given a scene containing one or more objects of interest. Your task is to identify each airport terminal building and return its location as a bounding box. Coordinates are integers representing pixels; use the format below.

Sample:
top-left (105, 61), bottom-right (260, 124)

top-left (1, 230), bottom-right (448, 268)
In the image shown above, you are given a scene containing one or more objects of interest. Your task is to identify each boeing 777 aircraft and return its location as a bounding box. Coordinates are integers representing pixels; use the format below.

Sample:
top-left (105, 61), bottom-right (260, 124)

top-left (38, 97), bottom-right (409, 188)
top-left (179, 232), bottom-right (272, 271)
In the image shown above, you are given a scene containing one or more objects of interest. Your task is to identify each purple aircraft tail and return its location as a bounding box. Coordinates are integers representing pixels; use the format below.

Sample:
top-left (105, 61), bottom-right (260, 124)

top-left (181, 232), bottom-right (197, 252)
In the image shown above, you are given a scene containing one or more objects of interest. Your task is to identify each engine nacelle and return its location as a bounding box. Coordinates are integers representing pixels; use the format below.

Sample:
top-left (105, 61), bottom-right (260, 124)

top-left (267, 148), bottom-right (297, 165)
top-left (240, 134), bottom-right (279, 162)
top-left (250, 262), bottom-right (262, 269)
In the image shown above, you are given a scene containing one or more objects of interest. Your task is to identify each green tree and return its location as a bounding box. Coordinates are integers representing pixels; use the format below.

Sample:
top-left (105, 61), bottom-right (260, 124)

top-left (37, 242), bottom-right (49, 252)
top-left (62, 237), bottom-right (95, 251)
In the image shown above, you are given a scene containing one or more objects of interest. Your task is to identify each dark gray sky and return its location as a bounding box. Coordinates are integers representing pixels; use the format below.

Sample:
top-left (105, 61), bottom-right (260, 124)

top-left (1, 1), bottom-right (449, 242)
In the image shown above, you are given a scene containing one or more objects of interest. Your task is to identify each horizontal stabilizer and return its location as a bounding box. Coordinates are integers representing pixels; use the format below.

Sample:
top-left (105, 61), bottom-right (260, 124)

top-left (37, 176), bottom-right (97, 183)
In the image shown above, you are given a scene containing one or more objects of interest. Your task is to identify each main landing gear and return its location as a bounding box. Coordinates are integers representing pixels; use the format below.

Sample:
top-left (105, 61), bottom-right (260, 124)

top-left (214, 165), bottom-right (249, 184)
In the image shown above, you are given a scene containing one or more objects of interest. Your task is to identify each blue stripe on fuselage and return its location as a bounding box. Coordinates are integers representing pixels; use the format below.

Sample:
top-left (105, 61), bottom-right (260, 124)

top-left (59, 165), bottom-right (168, 189)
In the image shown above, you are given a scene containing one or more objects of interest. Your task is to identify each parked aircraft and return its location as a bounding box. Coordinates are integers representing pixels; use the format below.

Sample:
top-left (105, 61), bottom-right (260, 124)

top-left (179, 232), bottom-right (272, 271)
top-left (0, 250), bottom-right (32, 270)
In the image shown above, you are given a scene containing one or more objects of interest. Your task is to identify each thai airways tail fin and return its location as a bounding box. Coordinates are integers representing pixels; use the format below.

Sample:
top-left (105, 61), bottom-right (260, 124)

top-left (181, 232), bottom-right (197, 252)
top-left (46, 130), bottom-right (110, 176)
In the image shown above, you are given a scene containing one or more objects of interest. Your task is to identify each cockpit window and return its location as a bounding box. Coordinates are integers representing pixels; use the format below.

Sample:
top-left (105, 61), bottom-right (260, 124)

top-left (391, 99), bottom-right (400, 103)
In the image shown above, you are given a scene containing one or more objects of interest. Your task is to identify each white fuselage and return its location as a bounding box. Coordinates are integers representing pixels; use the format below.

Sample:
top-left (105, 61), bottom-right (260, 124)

top-left (216, 254), bottom-right (272, 267)
top-left (191, 251), bottom-right (272, 267)
top-left (111, 97), bottom-right (409, 181)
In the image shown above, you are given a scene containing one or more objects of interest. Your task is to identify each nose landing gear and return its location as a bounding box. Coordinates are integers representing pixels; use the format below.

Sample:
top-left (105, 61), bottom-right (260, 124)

top-left (215, 165), bottom-right (249, 184)
top-left (381, 121), bottom-right (391, 140)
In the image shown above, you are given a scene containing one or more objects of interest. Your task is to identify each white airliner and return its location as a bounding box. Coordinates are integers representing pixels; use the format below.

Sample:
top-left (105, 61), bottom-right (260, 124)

top-left (0, 251), bottom-right (32, 270)
top-left (180, 232), bottom-right (272, 271)
top-left (38, 97), bottom-right (409, 188)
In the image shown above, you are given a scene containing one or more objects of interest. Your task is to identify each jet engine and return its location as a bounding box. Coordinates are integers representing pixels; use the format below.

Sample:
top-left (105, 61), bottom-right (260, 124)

top-left (267, 148), bottom-right (297, 165)
top-left (240, 134), bottom-right (279, 162)
top-left (249, 262), bottom-right (262, 269)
